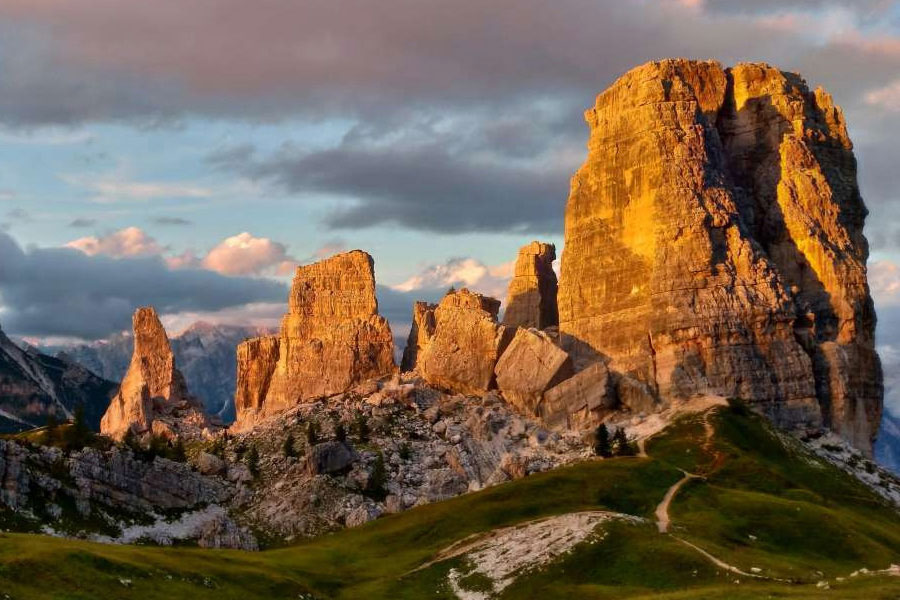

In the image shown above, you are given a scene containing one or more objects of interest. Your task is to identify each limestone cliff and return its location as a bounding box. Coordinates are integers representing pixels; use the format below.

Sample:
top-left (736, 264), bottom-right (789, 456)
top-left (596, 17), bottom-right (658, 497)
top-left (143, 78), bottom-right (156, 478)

top-left (557, 59), bottom-right (881, 453)
top-left (100, 307), bottom-right (210, 441)
top-left (232, 251), bottom-right (395, 430)
top-left (502, 241), bottom-right (558, 330)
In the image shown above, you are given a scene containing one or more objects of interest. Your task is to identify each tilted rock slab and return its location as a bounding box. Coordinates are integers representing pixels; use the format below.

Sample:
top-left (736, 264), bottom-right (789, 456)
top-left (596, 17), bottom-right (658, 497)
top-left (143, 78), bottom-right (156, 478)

top-left (540, 362), bottom-right (615, 431)
top-left (557, 59), bottom-right (881, 453)
top-left (101, 307), bottom-right (210, 441)
top-left (502, 241), bottom-right (559, 330)
top-left (416, 288), bottom-right (513, 396)
top-left (495, 328), bottom-right (573, 416)
top-left (232, 250), bottom-right (395, 431)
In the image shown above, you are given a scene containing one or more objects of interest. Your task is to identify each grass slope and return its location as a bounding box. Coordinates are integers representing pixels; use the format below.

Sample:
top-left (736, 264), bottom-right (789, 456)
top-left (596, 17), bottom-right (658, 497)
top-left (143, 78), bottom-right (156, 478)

top-left (0, 403), bottom-right (898, 599)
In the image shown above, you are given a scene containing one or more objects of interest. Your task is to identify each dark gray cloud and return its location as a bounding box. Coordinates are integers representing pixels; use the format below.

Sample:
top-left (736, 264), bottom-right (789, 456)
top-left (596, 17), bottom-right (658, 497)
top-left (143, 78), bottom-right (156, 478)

top-left (210, 108), bottom-right (577, 233)
top-left (152, 216), bottom-right (192, 226)
top-left (68, 217), bottom-right (97, 228)
top-left (0, 232), bottom-right (287, 339)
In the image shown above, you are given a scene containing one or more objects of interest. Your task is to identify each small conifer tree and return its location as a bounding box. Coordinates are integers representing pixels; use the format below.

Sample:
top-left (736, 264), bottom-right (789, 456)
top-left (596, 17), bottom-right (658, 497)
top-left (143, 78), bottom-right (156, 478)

top-left (594, 423), bottom-right (612, 458)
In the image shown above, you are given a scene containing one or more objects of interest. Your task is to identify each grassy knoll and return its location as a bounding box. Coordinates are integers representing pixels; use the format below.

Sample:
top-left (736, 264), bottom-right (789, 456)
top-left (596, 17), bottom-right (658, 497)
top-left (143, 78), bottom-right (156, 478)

top-left (1, 403), bottom-right (898, 599)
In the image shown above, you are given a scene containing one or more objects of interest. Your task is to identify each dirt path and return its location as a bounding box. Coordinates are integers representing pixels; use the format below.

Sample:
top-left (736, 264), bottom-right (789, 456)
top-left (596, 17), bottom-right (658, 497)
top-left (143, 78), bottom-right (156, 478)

top-left (654, 409), bottom-right (719, 534)
top-left (655, 470), bottom-right (698, 533)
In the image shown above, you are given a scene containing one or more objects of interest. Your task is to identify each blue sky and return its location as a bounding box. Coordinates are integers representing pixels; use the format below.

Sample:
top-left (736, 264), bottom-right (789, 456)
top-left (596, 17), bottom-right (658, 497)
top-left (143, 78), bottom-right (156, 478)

top-left (0, 1), bottom-right (899, 419)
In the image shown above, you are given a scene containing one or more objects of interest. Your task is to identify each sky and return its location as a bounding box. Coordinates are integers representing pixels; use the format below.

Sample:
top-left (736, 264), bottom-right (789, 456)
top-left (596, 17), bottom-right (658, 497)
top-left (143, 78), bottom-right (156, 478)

top-left (1, 0), bottom-right (900, 410)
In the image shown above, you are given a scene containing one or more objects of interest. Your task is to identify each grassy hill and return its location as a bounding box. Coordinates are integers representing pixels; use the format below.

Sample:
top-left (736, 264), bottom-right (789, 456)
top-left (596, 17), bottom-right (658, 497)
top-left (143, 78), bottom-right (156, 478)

top-left (1, 402), bottom-right (898, 599)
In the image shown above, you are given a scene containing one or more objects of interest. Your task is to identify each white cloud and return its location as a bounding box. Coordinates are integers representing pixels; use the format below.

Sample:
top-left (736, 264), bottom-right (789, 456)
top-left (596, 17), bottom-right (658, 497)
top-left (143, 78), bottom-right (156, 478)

top-left (866, 79), bottom-right (900, 112)
top-left (62, 174), bottom-right (213, 203)
top-left (392, 257), bottom-right (514, 301)
top-left (66, 226), bottom-right (164, 258)
top-left (869, 260), bottom-right (900, 305)
top-left (199, 232), bottom-right (297, 276)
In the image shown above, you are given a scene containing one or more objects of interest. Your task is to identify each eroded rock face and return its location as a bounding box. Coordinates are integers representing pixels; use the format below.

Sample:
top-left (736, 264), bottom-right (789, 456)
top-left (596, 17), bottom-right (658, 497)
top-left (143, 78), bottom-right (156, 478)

top-left (416, 289), bottom-right (512, 396)
top-left (100, 307), bottom-right (210, 441)
top-left (495, 328), bottom-right (573, 416)
top-left (232, 251), bottom-right (395, 430)
top-left (503, 241), bottom-right (558, 330)
top-left (557, 59), bottom-right (881, 453)
top-left (232, 336), bottom-right (280, 431)
top-left (400, 301), bottom-right (437, 372)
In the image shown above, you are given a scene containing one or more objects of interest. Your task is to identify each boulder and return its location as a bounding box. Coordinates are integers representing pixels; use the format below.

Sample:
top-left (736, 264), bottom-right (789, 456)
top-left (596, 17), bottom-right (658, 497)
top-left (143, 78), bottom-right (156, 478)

top-left (415, 289), bottom-right (513, 396)
top-left (541, 362), bottom-right (614, 431)
top-left (556, 59), bottom-right (881, 453)
top-left (305, 441), bottom-right (356, 475)
top-left (502, 241), bottom-right (558, 330)
top-left (494, 328), bottom-right (573, 416)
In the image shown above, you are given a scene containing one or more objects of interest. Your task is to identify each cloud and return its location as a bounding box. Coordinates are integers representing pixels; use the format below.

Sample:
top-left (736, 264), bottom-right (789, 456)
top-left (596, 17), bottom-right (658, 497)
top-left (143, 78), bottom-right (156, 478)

top-left (62, 174), bottom-right (212, 203)
top-left (4, 208), bottom-right (30, 221)
top-left (310, 239), bottom-right (347, 261)
top-left (68, 217), bottom-right (97, 228)
top-left (152, 216), bottom-right (192, 226)
top-left (211, 109), bottom-right (574, 233)
top-left (0, 232), bottom-right (286, 340)
top-left (66, 226), bottom-right (165, 258)
top-left (866, 79), bottom-right (900, 112)
top-left (393, 257), bottom-right (514, 301)
top-left (869, 260), bottom-right (900, 306)
top-left (199, 232), bottom-right (297, 276)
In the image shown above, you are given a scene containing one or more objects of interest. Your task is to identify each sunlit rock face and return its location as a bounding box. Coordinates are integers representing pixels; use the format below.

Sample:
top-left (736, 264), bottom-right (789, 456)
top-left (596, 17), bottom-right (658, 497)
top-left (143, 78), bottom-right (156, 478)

top-left (557, 59), bottom-right (881, 453)
top-left (100, 307), bottom-right (210, 441)
top-left (416, 288), bottom-right (512, 397)
top-left (502, 241), bottom-right (558, 330)
top-left (232, 251), bottom-right (395, 431)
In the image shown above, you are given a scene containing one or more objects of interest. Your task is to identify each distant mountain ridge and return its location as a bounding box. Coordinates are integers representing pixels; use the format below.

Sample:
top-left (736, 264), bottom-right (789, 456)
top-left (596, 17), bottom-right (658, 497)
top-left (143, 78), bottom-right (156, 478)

top-left (52, 322), bottom-right (272, 423)
top-left (0, 325), bottom-right (116, 433)
top-left (875, 410), bottom-right (900, 475)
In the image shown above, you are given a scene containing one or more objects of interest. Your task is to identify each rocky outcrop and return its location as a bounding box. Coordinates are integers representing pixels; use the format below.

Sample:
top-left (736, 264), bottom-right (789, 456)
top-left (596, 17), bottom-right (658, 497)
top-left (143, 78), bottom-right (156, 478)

top-left (502, 242), bottom-right (559, 330)
top-left (400, 301), bottom-right (437, 372)
top-left (494, 328), bottom-right (573, 416)
top-left (557, 59), bottom-right (881, 453)
top-left (0, 325), bottom-right (117, 433)
top-left (540, 362), bottom-right (614, 431)
top-left (100, 307), bottom-right (211, 441)
top-left (232, 251), bottom-right (395, 431)
top-left (232, 336), bottom-right (280, 431)
top-left (415, 289), bottom-right (512, 396)
top-left (60, 323), bottom-right (273, 423)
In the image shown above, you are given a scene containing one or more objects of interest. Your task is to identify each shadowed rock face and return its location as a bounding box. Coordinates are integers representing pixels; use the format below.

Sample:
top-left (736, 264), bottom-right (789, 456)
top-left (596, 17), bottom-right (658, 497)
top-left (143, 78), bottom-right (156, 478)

top-left (100, 307), bottom-right (210, 441)
top-left (503, 241), bottom-right (558, 330)
top-left (400, 301), bottom-right (437, 373)
top-left (232, 251), bottom-right (395, 431)
top-left (557, 59), bottom-right (882, 454)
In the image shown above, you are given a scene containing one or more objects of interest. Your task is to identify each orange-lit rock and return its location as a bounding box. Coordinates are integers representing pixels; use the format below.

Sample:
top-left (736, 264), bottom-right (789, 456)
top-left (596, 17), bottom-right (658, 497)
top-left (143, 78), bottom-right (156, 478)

top-left (557, 59), bottom-right (881, 453)
top-left (232, 251), bottom-right (395, 430)
top-left (101, 307), bottom-right (210, 440)
top-left (495, 327), bottom-right (573, 416)
top-left (416, 288), bottom-right (512, 396)
top-left (502, 241), bottom-right (558, 330)
top-left (400, 301), bottom-right (437, 372)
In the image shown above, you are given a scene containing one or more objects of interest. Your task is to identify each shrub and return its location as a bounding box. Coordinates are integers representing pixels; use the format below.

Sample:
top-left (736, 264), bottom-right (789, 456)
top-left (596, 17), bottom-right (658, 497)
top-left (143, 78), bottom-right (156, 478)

top-left (335, 421), bottom-right (347, 443)
top-left (366, 451), bottom-right (387, 500)
top-left (594, 424), bottom-right (612, 458)
top-left (306, 421), bottom-right (320, 446)
top-left (355, 412), bottom-right (370, 444)
top-left (282, 433), bottom-right (296, 457)
top-left (245, 445), bottom-right (260, 477)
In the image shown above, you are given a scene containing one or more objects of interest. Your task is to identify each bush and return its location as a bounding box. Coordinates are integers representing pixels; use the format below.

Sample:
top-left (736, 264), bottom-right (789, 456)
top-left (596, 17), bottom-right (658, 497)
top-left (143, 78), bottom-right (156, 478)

top-left (245, 445), bottom-right (260, 477)
top-left (594, 424), bottom-right (612, 458)
top-left (282, 433), bottom-right (296, 457)
top-left (398, 442), bottom-right (412, 461)
top-left (354, 413), bottom-right (370, 444)
top-left (612, 427), bottom-right (638, 457)
top-left (306, 421), bottom-right (320, 446)
top-left (366, 451), bottom-right (386, 500)
top-left (335, 421), bottom-right (347, 443)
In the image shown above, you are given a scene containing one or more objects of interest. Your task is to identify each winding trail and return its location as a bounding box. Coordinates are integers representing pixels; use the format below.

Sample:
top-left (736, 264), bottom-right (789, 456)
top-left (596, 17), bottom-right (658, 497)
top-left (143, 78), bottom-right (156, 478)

top-left (655, 470), bottom-right (699, 533)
